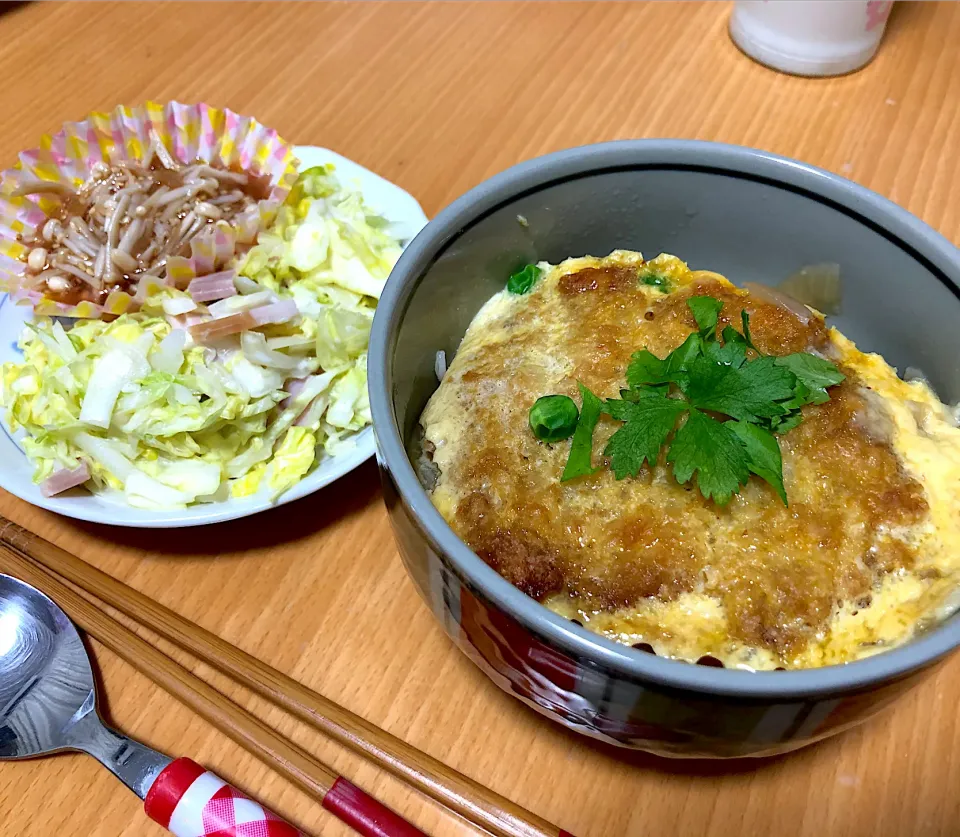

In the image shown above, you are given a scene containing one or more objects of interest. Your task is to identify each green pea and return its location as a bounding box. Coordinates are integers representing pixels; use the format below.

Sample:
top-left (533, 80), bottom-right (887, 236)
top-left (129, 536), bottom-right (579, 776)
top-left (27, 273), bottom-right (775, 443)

top-left (529, 394), bottom-right (579, 442)
top-left (507, 264), bottom-right (542, 295)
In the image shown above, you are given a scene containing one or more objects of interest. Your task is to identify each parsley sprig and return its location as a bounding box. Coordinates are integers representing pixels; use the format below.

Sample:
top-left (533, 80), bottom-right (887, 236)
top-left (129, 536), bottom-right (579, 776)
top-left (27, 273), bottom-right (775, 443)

top-left (541, 296), bottom-right (845, 505)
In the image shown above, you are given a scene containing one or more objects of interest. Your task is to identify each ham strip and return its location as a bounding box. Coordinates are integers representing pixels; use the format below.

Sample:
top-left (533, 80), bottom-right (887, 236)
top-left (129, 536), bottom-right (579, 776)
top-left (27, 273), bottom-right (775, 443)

top-left (40, 462), bottom-right (91, 497)
top-left (187, 269), bottom-right (237, 303)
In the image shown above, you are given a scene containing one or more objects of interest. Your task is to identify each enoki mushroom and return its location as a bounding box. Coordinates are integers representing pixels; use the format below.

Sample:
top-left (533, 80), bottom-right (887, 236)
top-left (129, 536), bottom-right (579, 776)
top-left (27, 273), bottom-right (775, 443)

top-left (17, 131), bottom-right (265, 305)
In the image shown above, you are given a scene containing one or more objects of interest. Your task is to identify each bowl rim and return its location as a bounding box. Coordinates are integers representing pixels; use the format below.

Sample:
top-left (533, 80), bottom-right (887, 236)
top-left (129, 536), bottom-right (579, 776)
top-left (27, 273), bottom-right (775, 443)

top-left (369, 138), bottom-right (960, 699)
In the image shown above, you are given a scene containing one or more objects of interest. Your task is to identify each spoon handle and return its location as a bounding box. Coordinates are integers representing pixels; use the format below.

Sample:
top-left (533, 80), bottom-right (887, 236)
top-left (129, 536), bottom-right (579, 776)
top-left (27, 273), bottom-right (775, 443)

top-left (144, 758), bottom-right (303, 836)
top-left (144, 757), bottom-right (425, 837)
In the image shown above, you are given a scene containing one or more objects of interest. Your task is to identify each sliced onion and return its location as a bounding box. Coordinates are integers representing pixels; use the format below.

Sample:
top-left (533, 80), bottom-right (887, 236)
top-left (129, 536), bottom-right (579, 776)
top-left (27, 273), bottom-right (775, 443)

top-left (229, 357), bottom-right (283, 398)
top-left (240, 331), bottom-right (300, 370)
top-left (79, 345), bottom-right (151, 428)
top-left (234, 274), bottom-right (263, 294)
top-left (187, 269), bottom-right (237, 303)
top-left (151, 329), bottom-right (186, 374)
top-left (161, 296), bottom-right (197, 316)
top-left (248, 299), bottom-right (299, 326)
top-left (266, 335), bottom-right (314, 351)
top-left (743, 282), bottom-right (811, 324)
top-left (778, 262), bottom-right (841, 315)
top-left (435, 350), bottom-right (447, 382)
top-left (40, 462), bottom-right (91, 497)
top-left (73, 432), bottom-right (136, 482)
top-left (208, 290), bottom-right (274, 318)
top-left (125, 471), bottom-right (193, 507)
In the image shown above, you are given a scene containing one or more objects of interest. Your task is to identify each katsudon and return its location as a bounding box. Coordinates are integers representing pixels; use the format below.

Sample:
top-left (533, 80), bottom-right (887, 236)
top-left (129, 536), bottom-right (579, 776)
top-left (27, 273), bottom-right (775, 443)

top-left (420, 250), bottom-right (960, 671)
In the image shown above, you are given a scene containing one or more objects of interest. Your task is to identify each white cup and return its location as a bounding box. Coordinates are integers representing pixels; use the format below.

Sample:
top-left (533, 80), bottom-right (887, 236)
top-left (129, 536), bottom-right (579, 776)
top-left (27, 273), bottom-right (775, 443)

top-left (729, 0), bottom-right (894, 77)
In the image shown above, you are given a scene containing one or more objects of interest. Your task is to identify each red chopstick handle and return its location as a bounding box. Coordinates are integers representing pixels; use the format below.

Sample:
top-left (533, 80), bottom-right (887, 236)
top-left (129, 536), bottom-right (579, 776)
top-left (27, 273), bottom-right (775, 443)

top-left (322, 776), bottom-right (427, 836)
top-left (144, 757), bottom-right (303, 836)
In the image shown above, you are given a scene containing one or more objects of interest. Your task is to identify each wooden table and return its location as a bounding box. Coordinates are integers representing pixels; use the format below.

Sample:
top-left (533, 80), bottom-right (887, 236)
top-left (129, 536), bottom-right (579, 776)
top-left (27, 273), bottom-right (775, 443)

top-left (1, 2), bottom-right (959, 835)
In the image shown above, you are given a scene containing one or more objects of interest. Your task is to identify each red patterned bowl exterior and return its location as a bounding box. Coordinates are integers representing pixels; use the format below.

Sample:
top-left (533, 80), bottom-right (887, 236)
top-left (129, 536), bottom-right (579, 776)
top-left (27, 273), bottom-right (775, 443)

top-left (382, 470), bottom-right (938, 757)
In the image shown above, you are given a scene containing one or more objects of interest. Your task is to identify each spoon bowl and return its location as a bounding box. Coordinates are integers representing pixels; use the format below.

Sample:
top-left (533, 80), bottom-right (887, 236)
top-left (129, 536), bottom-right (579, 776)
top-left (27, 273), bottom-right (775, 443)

top-left (0, 573), bottom-right (168, 795)
top-left (0, 573), bottom-right (93, 758)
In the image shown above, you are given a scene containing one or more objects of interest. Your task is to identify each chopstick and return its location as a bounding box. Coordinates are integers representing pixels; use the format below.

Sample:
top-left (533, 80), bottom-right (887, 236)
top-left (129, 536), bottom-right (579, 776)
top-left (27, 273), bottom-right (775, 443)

top-left (0, 544), bottom-right (428, 837)
top-left (0, 518), bottom-right (574, 837)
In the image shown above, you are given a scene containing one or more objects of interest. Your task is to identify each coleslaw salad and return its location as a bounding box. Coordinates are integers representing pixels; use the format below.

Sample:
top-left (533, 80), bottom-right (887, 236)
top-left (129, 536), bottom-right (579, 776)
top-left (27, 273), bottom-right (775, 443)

top-left (1, 162), bottom-right (404, 511)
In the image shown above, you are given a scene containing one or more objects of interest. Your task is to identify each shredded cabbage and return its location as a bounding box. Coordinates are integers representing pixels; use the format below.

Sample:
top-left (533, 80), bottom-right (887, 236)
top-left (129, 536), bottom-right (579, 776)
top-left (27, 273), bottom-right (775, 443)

top-left (0, 164), bottom-right (398, 508)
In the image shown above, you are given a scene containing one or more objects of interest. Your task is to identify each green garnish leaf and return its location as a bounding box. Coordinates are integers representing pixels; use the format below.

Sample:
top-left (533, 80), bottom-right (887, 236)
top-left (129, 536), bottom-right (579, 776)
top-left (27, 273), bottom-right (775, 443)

top-left (680, 354), bottom-right (796, 422)
top-left (619, 386), bottom-right (667, 402)
top-left (728, 420), bottom-right (787, 505)
top-left (720, 324), bottom-right (747, 348)
top-left (687, 296), bottom-right (724, 339)
top-left (561, 383), bottom-right (603, 481)
top-left (770, 410), bottom-right (804, 434)
top-left (531, 293), bottom-right (845, 505)
top-left (626, 333), bottom-right (701, 388)
top-left (602, 392), bottom-right (687, 479)
top-left (666, 409), bottom-right (750, 505)
top-left (708, 328), bottom-right (748, 368)
top-left (741, 309), bottom-right (761, 355)
top-left (774, 352), bottom-right (846, 405)
top-left (788, 379), bottom-right (812, 403)
top-left (507, 264), bottom-right (542, 295)
top-left (681, 354), bottom-right (797, 422)
top-left (625, 350), bottom-right (671, 386)
top-left (529, 394), bottom-right (579, 443)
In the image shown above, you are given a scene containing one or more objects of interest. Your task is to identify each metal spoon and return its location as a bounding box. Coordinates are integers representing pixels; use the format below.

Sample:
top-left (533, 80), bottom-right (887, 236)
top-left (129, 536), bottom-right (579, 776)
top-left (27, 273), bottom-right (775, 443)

top-left (0, 573), bottom-right (302, 835)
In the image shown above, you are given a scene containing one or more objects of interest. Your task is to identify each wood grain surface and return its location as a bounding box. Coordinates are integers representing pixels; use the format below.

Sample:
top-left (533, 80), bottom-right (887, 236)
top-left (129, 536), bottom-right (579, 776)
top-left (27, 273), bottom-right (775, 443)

top-left (1, 3), bottom-right (959, 836)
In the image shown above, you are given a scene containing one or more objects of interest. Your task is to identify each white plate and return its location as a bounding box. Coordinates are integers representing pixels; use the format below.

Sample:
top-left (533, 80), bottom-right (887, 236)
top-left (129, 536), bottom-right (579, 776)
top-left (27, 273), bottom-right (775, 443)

top-left (0, 145), bottom-right (428, 527)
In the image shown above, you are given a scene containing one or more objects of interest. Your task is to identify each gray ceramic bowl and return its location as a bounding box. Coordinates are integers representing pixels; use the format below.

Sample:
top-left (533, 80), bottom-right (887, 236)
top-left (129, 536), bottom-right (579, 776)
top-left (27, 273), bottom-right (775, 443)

top-left (368, 140), bottom-right (960, 758)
